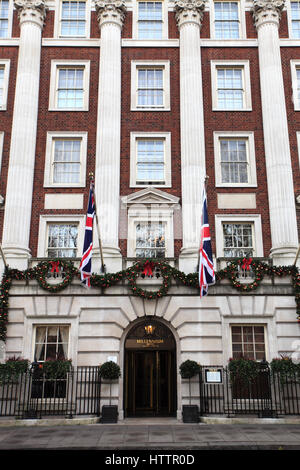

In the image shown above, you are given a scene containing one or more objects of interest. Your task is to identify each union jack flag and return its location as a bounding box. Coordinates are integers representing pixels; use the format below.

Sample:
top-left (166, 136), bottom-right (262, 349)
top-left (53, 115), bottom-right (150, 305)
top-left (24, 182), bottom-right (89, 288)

top-left (199, 189), bottom-right (215, 298)
top-left (79, 184), bottom-right (95, 287)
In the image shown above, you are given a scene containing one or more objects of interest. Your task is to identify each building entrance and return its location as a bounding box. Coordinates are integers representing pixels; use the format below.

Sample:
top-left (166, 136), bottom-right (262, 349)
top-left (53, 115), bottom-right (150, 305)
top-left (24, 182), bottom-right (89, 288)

top-left (124, 318), bottom-right (177, 417)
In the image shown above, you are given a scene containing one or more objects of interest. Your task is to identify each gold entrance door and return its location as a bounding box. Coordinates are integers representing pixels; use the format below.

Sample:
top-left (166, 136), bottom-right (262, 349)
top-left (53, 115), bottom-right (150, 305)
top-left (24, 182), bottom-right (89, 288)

top-left (125, 350), bottom-right (176, 417)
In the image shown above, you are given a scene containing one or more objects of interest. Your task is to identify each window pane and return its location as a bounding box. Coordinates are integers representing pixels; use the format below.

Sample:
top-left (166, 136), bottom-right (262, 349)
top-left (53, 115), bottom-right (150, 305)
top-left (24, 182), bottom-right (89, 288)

top-left (220, 139), bottom-right (248, 183)
top-left (231, 325), bottom-right (266, 361)
top-left (57, 68), bottom-right (84, 108)
top-left (217, 68), bottom-right (244, 109)
top-left (223, 223), bottom-right (253, 257)
top-left (291, 2), bottom-right (300, 38)
top-left (136, 221), bottom-right (165, 258)
top-left (215, 2), bottom-right (239, 39)
top-left (61, 1), bottom-right (86, 36)
top-left (138, 2), bottom-right (163, 39)
top-left (53, 139), bottom-right (81, 184)
top-left (48, 224), bottom-right (78, 257)
top-left (136, 139), bottom-right (165, 183)
top-left (0, 0), bottom-right (9, 38)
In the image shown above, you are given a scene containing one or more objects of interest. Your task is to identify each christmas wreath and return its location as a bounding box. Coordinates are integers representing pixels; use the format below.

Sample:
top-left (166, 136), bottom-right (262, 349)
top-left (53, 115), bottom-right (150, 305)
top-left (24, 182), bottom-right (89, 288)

top-left (0, 257), bottom-right (299, 342)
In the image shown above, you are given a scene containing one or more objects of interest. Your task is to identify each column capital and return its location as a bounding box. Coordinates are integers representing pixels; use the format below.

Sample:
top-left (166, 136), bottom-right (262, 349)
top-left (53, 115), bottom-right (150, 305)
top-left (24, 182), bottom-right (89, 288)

top-left (252, 0), bottom-right (285, 29)
top-left (174, 0), bottom-right (206, 29)
top-left (95, 0), bottom-right (126, 29)
top-left (14, 0), bottom-right (47, 28)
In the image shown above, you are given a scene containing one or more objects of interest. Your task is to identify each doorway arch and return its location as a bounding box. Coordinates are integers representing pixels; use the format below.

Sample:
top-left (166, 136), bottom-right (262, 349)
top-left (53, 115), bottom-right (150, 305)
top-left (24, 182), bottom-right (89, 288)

top-left (124, 317), bottom-right (177, 417)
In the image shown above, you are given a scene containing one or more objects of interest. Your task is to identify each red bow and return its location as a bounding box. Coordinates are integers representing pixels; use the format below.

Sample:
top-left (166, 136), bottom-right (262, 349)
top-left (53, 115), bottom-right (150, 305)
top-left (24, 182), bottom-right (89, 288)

top-left (143, 261), bottom-right (155, 277)
top-left (50, 261), bottom-right (60, 273)
top-left (242, 258), bottom-right (252, 270)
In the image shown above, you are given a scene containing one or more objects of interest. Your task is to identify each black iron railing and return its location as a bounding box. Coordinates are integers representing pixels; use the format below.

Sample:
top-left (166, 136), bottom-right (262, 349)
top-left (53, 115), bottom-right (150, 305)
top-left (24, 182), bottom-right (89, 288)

top-left (198, 365), bottom-right (300, 417)
top-left (0, 366), bottom-right (101, 419)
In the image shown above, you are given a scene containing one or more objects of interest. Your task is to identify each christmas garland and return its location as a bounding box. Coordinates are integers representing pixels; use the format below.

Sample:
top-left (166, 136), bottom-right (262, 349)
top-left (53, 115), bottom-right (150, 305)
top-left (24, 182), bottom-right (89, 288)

top-left (0, 258), bottom-right (299, 341)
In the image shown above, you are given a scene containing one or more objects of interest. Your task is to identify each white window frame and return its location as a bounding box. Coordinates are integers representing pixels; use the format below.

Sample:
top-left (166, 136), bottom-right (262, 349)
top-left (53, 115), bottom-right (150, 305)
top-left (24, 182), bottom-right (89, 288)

top-left (37, 214), bottom-right (85, 258)
top-left (43, 131), bottom-right (87, 188)
top-left (0, 132), bottom-right (3, 174)
top-left (131, 60), bottom-right (170, 111)
top-left (132, 0), bottom-right (168, 40)
top-left (215, 214), bottom-right (263, 259)
top-left (0, 0), bottom-right (13, 39)
top-left (33, 324), bottom-right (70, 362)
top-left (288, 0), bottom-right (300, 39)
top-left (214, 131), bottom-right (257, 187)
top-left (54, 0), bottom-right (91, 38)
top-left (130, 131), bottom-right (171, 188)
top-left (210, 0), bottom-right (246, 40)
top-left (230, 324), bottom-right (267, 362)
top-left (0, 59), bottom-right (10, 111)
top-left (127, 207), bottom-right (174, 258)
top-left (296, 132), bottom-right (300, 168)
top-left (49, 60), bottom-right (90, 111)
top-left (290, 60), bottom-right (300, 110)
top-left (211, 60), bottom-right (252, 111)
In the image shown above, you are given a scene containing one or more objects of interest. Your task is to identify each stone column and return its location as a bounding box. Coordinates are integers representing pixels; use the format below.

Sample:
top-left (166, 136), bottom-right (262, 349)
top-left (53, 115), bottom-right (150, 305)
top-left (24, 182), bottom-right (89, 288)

top-left (1, 0), bottom-right (47, 270)
top-left (252, 0), bottom-right (299, 265)
top-left (175, 0), bottom-right (207, 273)
top-left (94, 0), bottom-right (126, 272)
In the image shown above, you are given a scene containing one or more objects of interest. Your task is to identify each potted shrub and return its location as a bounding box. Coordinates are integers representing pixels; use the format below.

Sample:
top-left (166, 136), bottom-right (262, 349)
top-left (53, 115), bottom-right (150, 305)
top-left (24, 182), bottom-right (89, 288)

top-left (179, 360), bottom-right (201, 423)
top-left (99, 361), bottom-right (121, 423)
top-left (270, 355), bottom-right (300, 385)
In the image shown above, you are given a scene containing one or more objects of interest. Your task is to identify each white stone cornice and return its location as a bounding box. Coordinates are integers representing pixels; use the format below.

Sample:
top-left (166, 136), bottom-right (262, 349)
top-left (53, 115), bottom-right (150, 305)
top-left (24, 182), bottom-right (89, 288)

top-left (14, 0), bottom-right (47, 28)
top-left (252, 0), bottom-right (285, 29)
top-left (94, 0), bottom-right (126, 29)
top-left (174, 0), bottom-right (206, 29)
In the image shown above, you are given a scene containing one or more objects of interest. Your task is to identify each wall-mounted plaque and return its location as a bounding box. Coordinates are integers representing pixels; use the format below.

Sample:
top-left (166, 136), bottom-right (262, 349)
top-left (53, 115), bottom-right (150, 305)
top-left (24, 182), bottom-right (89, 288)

top-left (205, 368), bottom-right (222, 383)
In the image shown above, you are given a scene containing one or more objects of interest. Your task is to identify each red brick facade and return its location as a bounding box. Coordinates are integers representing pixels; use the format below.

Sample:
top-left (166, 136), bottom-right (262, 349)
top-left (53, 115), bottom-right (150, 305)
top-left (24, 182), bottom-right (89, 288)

top-left (0, 8), bottom-right (299, 260)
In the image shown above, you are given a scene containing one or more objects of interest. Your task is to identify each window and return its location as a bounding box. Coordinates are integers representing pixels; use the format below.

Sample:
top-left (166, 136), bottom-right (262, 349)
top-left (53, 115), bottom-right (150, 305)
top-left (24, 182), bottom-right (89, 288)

top-left (215, 214), bottom-right (263, 260)
top-left (130, 132), bottom-right (171, 187)
top-left (49, 60), bottom-right (90, 111)
top-left (32, 325), bottom-right (70, 400)
top-left (0, 0), bottom-right (9, 38)
top-left (0, 60), bottom-right (10, 110)
top-left (138, 1), bottom-right (163, 39)
top-left (34, 325), bottom-right (69, 363)
top-left (60, 0), bottom-right (87, 37)
top-left (290, 61), bottom-right (300, 110)
top-left (231, 325), bottom-right (266, 361)
top-left (214, 1), bottom-right (240, 38)
top-left (223, 222), bottom-right (253, 258)
top-left (123, 187), bottom-right (178, 259)
top-left (291, 1), bottom-right (300, 38)
top-left (136, 221), bottom-right (165, 258)
top-left (47, 223), bottom-right (78, 258)
top-left (0, 132), bottom-right (3, 175)
top-left (44, 132), bottom-right (87, 187)
top-left (214, 132), bottom-right (257, 187)
top-left (211, 60), bottom-right (251, 111)
top-left (131, 60), bottom-right (170, 111)
top-left (217, 68), bottom-right (243, 109)
top-left (133, 0), bottom-right (168, 39)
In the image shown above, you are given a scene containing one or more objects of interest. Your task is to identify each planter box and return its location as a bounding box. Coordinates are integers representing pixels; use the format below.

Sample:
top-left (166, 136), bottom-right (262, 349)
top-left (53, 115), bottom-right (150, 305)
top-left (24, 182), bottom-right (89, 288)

top-left (182, 405), bottom-right (199, 423)
top-left (100, 405), bottom-right (118, 423)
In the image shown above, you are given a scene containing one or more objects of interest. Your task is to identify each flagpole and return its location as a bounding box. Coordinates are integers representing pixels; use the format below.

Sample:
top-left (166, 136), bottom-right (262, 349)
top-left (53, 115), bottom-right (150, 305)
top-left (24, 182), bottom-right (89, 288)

top-left (0, 242), bottom-right (8, 270)
top-left (197, 175), bottom-right (209, 271)
top-left (293, 244), bottom-right (300, 266)
top-left (89, 173), bottom-right (106, 273)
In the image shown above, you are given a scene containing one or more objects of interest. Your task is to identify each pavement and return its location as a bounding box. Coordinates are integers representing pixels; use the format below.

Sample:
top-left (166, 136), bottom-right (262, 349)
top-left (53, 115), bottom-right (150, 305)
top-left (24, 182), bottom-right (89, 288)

top-left (0, 418), bottom-right (300, 455)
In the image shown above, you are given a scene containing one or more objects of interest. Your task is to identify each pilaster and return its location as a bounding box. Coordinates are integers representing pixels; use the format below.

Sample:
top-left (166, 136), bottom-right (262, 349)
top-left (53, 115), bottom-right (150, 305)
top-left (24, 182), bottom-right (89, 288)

top-left (1, 0), bottom-right (47, 270)
top-left (252, 0), bottom-right (299, 265)
top-left (94, 0), bottom-right (126, 272)
top-left (175, 0), bottom-right (207, 273)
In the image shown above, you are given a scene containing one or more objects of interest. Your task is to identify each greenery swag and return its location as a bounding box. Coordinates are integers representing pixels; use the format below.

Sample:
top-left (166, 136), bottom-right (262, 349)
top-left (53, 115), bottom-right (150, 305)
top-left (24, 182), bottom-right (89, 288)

top-left (0, 257), bottom-right (299, 342)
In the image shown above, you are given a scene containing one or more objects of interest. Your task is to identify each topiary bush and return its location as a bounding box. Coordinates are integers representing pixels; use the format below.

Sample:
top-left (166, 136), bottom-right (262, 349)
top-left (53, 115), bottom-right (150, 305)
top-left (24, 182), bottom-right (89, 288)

top-left (99, 361), bottom-right (121, 380)
top-left (179, 360), bottom-right (201, 379)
